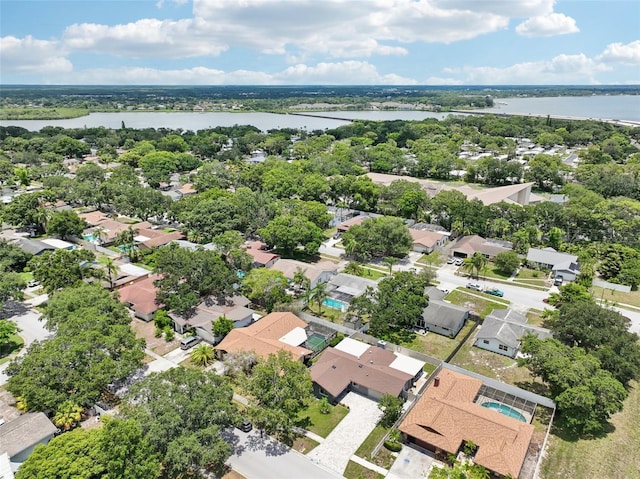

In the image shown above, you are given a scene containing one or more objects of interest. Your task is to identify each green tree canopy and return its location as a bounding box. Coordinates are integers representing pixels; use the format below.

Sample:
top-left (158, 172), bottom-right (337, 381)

top-left (241, 268), bottom-right (291, 313)
top-left (46, 209), bottom-right (87, 240)
top-left (342, 216), bottom-right (412, 260)
top-left (28, 248), bottom-right (96, 294)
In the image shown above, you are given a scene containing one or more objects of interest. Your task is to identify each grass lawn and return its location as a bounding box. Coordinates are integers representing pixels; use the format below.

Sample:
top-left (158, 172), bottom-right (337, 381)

top-left (417, 252), bottom-right (447, 267)
top-left (517, 268), bottom-right (549, 280)
top-left (404, 321), bottom-right (475, 360)
top-left (358, 267), bottom-right (387, 280)
top-left (541, 381), bottom-right (640, 479)
top-left (292, 436), bottom-right (320, 454)
top-left (445, 289), bottom-right (509, 318)
top-left (297, 399), bottom-right (349, 438)
top-left (481, 267), bottom-right (511, 281)
top-left (354, 424), bottom-right (397, 470)
top-left (526, 310), bottom-right (546, 327)
top-left (0, 334), bottom-right (25, 365)
top-left (591, 286), bottom-right (640, 309)
top-left (343, 460), bottom-right (384, 479)
top-left (449, 332), bottom-right (540, 387)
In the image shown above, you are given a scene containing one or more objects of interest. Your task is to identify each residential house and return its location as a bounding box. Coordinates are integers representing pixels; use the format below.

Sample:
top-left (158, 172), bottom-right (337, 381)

top-left (134, 229), bottom-right (185, 250)
top-left (418, 287), bottom-right (469, 338)
top-left (0, 413), bottom-right (58, 464)
top-left (474, 309), bottom-right (552, 358)
top-left (269, 258), bottom-right (337, 289)
top-left (526, 247), bottom-right (579, 280)
top-left (117, 274), bottom-right (162, 321)
top-left (399, 368), bottom-right (535, 479)
top-left (335, 213), bottom-right (381, 233)
top-left (170, 294), bottom-right (255, 344)
top-left (214, 311), bottom-right (312, 361)
top-left (310, 337), bottom-right (425, 403)
top-left (244, 240), bottom-right (280, 268)
top-left (409, 228), bottom-right (448, 253)
top-left (177, 183), bottom-right (197, 197)
top-left (11, 238), bottom-right (54, 256)
top-left (40, 238), bottom-right (76, 250)
top-left (322, 273), bottom-right (379, 312)
top-left (451, 235), bottom-right (513, 260)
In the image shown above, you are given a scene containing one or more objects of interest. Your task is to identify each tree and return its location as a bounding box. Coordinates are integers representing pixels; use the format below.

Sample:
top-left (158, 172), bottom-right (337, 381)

top-left (0, 270), bottom-right (26, 310)
top-left (242, 268), bottom-right (290, 313)
top-left (355, 271), bottom-right (429, 344)
top-left (247, 350), bottom-right (313, 439)
top-left (309, 281), bottom-right (328, 314)
top-left (342, 216), bottom-right (412, 260)
top-left (46, 210), bottom-right (87, 240)
top-left (190, 343), bottom-right (216, 367)
top-left (428, 460), bottom-right (490, 479)
top-left (378, 394), bottom-right (404, 428)
top-left (103, 257), bottom-right (117, 290)
top-left (115, 226), bottom-right (139, 262)
top-left (153, 244), bottom-right (237, 316)
top-left (0, 319), bottom-right (21, 352)
top-left (519, 336), bottom-right (627, 435)
top-left (7, 284), bottom-right (145, 412)
top-left (15, 428), bottom-right (104, 479)
top-left (53, 400), bottom-right (83, 431)
top-left (28, 248), bottom-right (96, 294)
top-left (121, 368), bottom-right (238, 478)
top-left (0, 191), bottom-right (49, 233)
top-left (258, 213), bottom-right (325, 256)
top-left (463, 253), bottom-right (488, 279)
top-left (213, 315), bottom-right (234, 339)
top-left (139, 151), bottom-right (177, 187)
top-left (493, 251), bottom-right (521, 276)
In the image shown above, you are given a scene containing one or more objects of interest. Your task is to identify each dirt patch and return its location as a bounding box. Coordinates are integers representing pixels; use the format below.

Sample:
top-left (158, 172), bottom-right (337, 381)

top-left (0, 388), bottom-right (20, 423)
top-left (130, 318), bottom-right (179, 356)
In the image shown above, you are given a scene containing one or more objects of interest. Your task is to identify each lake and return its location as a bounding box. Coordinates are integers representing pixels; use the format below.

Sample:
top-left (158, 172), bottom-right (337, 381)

top-left (1, 95), bottom-right (638, 132)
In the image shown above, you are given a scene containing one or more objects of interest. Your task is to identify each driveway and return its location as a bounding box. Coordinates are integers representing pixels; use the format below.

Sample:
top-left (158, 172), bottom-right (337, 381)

top-left (226, 429), bottom-right (341, 479)
top-left (307, 392), bottom-right (383, 475)
top-left (386, 445), bottom-right (437, 479)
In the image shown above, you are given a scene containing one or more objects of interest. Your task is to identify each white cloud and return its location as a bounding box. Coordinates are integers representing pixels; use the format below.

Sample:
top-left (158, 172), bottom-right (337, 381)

top-left (443, 53), bottom-right (610, 84)
top-left (516, 13), bottom-right (579, 37)
top-left (40, 61), bottom-right (417, 85)
top-left (0, 36), bottom-right (72, 73)
top-left (53, 0), bottom-right (572, 62)
top-left (62, 18), bottom-right (227, 58)
top-left (597, 40), bottom-right (640, 65)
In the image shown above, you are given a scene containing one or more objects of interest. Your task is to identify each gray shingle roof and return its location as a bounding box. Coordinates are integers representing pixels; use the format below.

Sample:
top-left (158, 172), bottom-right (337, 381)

top-left (0, 412), bottom-right (57, 459)
top-left (476, 311), bottom-right (551, 349)
top-left (526, 247), bottom-right (578, 268)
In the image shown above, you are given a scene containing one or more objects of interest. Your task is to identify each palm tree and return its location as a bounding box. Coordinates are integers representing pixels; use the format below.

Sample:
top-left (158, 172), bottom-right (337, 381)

top-left (115, 226), bottom-right (139, 262)
top-left (465, 253), bottom-right (488, 279)
top-left (383, 256), bottom-right (397, 275)
top-left (292, 267), bottom-right (309, 296)
top-left (344, 261), bottom-right (364, 276)
top-left (104, 258), bottom-right (117, 289)
top-left (53, 400), bottom-right (83, 431)
top-left (93, 226), bottom-right (107, 245)
top-left (190, 343), bottom-right (215, 367)
top-left (310, 282), bottom-right (328, 314)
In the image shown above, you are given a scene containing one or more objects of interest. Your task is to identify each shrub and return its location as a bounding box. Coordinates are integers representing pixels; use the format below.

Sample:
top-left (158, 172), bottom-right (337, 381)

top-left (154, 327), bottom-right (163, 338)
top-left (163, 326), bottom-right (174, 342)
top-left (384, 439), bottom-right (402, 452)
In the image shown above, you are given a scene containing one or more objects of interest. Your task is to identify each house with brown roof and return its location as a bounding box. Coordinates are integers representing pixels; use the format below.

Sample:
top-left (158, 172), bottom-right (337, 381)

top-left (134, 228), bottom-right (185, 250)
top-left (409, 228), bottom-right (448, 253)
top-left (214, 311), bottom-right (312, 361)
top-left (310, 337), bottom-right (425, 403)
top-left (170, 294), bottom-right (255, 343)
top-left (451, 235), bottom-right (513, 260)
top-left (244, 240), bottom-right (280, 268)
top-left (269, 258), bottom-right (337, 289)
top-left (117, 274), bottom-right (162, 321)
top-left (399, 368), bottom-right (535, 479)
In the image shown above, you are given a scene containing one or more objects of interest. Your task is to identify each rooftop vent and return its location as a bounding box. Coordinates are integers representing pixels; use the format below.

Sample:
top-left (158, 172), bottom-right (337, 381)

top-left (434, 376), bottom-right (440, 387)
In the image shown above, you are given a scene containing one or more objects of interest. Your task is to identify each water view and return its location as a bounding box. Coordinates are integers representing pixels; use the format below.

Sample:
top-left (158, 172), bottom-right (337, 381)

top-left (1, 95), bottom-right (638, 132)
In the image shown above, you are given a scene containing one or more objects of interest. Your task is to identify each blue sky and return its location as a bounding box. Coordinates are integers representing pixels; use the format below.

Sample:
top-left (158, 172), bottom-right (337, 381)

top-left (1, 0), bottom-right (638, 85)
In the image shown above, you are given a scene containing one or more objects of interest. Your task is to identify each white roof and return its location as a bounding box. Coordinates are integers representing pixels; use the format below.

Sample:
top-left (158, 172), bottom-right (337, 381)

top-left (389, 353), bottom-right (425, 376)
top-left (40, 238), bottom-right (75, 249)
top-left (134, 235), bottom-right (151, 242)
top-left (278, 326), bottom-right (308, 347)
top-left (119, 263), bottom-right (152, 277)
top-left (334, 337), bottom-right (370, 358)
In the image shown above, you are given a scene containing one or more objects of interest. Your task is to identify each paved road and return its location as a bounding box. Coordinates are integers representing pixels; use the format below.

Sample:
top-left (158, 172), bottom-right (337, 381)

top-left (0, 303), bottom-right (51, 385)
top-left (226, 429), bottom-right (342, 479)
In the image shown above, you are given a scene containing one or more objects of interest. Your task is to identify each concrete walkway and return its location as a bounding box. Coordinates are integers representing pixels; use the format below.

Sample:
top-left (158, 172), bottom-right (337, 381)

top-left (350, 454), bottom-right (389, 475)
top-left (307, 392), bottom-right (382, 475)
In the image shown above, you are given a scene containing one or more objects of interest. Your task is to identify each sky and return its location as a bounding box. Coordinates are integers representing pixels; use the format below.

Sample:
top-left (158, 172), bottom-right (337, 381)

top-left (1, 0), bottom-right (639, 85)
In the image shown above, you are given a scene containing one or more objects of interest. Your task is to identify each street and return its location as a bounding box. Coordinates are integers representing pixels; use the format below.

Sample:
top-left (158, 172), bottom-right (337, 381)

top-left (226, 429), bottom-right (342, 479)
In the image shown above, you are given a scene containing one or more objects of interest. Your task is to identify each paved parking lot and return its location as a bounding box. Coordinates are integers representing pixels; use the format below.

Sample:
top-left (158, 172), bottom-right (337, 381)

top-left (307, 392), bottom-right (382, 475)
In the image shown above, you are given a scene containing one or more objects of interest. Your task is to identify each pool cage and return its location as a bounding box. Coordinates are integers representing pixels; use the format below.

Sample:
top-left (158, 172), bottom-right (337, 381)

top-left (473, 384), bottom-right (538, 423)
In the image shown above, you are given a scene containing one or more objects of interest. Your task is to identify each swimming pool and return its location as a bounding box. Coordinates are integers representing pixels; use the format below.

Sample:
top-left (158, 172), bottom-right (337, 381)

top-left (481, 402), bottom-right (527, 422)
top-left (83, 234), bottom-right (97, 242)
top-left (323, 297), bottom-right (348, 311)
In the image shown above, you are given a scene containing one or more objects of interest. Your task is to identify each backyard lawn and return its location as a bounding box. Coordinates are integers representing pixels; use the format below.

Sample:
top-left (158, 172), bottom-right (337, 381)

top-left (541, 381), bottom-right (640, 479)
top-left (445, 289), bottom-right (509, 318)
top-left (0, 334), bottom-right (24, 365)
top-left (591, 286), bottom-right (640, 309)
top-left (404, 321), bottom-right (475, 360)
top-left (297, 398), bottom-right (349, 438)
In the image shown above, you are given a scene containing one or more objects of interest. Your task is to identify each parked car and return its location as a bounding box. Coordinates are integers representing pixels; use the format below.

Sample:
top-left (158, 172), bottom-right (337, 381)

top-left (485, 288), bottom-right (504, 297)
top-left (466, 283), bottom-right (482, 291)
top-left (27, 280), bottom-right (39, 288)
top-left (554, 275), bottom-right (564, 286)
top-left (446, 257), bottom-right (455, 264)
top-left (238, 420), bottom-right (253, 432)
top-left (179, 335), bottom-right (202, 350)
top-left (454, 258), bottom-right (464, 266)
